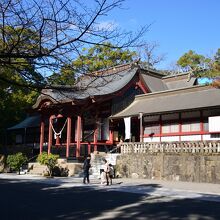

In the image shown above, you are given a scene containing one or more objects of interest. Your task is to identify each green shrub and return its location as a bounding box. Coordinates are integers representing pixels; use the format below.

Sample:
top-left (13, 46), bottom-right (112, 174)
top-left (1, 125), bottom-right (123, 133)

top-left (7, 153), bottom-right (27, 175)
top-left (53, 165), bottom-right (69, 177)
top-left (37, 152), bottom-right (59, 177)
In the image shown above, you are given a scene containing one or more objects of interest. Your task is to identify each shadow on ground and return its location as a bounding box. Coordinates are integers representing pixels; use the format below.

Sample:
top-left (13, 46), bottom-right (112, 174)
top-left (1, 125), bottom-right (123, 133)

top-left (0, 179), bottom-right (220, 220)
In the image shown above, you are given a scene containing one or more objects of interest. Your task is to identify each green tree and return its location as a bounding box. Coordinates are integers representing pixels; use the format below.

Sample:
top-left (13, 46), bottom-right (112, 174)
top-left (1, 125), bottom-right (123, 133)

top-left (177, 50), bottom-right (210, 73)
top-left (177, 49), bottom-right (220, 77)
top-left (0, 26), bottom-right (44, 86)
top-left (49, 43), bottom-right (137, 85)
top-left (0, 26), bottom-right (42, 145)
top-left (7, 153), bottom-right (27, 175)
top-left (212, 48), bottom-right (220, 74)
top-left (0, 60), bottom-right (40, 146)
top-left (37, 152), bottom-right (59, 177)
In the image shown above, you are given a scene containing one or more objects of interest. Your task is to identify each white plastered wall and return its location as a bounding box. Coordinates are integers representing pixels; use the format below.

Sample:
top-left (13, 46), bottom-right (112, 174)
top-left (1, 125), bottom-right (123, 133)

top-left (144, 137), bottom-right (160, 142)
top-left (181, 135), bottom-right (202, 141)
top-left (161, 136), bottom-right (179, 142)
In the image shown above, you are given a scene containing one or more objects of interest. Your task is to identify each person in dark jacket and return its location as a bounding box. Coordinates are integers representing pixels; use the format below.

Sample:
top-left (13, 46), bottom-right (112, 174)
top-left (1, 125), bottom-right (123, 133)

top-left (83, 154), bottom-right (91, 184)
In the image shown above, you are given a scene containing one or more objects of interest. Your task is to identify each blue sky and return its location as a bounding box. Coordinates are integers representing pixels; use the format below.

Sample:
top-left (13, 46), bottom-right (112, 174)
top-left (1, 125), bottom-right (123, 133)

top-left (103, 0), bottom-right (220, 69)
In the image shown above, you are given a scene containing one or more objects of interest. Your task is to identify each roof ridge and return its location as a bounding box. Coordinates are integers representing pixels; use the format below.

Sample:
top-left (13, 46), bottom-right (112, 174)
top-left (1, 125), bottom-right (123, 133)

top-left (135, 85), bottom-right (213, 100)
top-left (77, 59), bottom-right (152, 78)
top-left (93, 62), bottom-right (132, 75)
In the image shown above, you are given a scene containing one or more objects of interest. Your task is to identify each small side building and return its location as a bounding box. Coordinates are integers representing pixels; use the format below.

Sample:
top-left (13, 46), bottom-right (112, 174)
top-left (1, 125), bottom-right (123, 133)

top-left (112, 84), bottom-right (220, 143)
top-left (6, 114), bottom-right (43, 157)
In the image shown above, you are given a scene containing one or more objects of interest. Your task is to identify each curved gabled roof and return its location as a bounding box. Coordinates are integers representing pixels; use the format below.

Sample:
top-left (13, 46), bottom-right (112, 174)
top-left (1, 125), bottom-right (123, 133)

top-left (33, 65), bottom-right (139, 109)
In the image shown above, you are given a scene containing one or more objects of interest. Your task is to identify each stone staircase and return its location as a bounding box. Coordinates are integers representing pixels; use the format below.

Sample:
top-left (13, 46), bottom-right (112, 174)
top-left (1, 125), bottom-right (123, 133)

top-left (90, 152), bottom-right (120, 178)
top-left (28, 162), bottom-right (48, 175)
top-left (90, 153), bottom-right (106, 179)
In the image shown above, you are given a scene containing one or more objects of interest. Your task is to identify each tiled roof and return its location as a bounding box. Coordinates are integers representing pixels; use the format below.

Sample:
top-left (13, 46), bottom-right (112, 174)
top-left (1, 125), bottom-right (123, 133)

top-left (33, 62), bottom-right (200, 109)
top-left (8, 115), bottom-right (41, 130)
top-left (33, 64), bottom-right (139, 108)
top-left (111, 85), bottom-right (220, 118)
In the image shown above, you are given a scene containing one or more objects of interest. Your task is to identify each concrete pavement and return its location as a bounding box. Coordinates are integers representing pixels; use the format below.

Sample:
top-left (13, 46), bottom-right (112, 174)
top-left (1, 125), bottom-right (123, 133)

top-left (1, 173), bottom-right (220, 203)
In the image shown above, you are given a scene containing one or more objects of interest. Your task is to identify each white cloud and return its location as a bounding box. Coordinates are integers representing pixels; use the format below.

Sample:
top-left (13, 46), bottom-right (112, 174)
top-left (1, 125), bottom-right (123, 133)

top-left (129, 18), bottom-right (138, 25)
top-left (95, 20), bottom-right (118, 31)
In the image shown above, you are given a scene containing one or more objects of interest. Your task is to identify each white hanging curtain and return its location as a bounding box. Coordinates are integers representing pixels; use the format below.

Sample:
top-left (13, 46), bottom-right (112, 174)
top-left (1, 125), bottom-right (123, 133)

top-left (124, 117), bottom-right (131, 140)
top-left (209, 116), bottom-right (220, 132)
top-left (101, 118), bottom-right (109, 140)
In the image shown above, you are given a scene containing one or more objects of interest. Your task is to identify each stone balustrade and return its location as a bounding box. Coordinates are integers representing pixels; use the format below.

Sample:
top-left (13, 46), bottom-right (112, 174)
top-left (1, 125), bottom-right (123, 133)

top-left (120, 141), bottom-right (220, 154)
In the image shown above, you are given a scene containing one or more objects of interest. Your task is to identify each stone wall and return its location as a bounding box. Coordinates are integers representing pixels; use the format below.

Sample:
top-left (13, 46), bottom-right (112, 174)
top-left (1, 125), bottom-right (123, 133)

top-left (0, 155), bottom-right (5, 173)
top-left (28, 159), bottom-right (83, 177)
top-left (116, 141), bottom-right (220, 183)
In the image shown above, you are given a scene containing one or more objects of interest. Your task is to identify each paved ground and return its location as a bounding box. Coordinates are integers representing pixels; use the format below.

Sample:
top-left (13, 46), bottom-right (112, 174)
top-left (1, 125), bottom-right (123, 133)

top-left (1, 173), bottom-right (220, 219)
top-left (1, 173), bottom-right (220, 202)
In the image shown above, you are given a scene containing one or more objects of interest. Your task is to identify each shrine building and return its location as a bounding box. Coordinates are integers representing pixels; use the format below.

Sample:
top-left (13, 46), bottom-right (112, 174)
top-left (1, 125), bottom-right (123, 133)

top-left (13, 62), bottom-right (220, 158)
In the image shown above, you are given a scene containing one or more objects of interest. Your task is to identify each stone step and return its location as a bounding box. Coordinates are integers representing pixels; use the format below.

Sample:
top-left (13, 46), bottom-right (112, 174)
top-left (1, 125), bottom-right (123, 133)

top-left (28, 162), bottom-right (47, 175)
top-left (32, 165), bottom-right (47, 169)
top-left (29, 167), bottom-right (47, 175)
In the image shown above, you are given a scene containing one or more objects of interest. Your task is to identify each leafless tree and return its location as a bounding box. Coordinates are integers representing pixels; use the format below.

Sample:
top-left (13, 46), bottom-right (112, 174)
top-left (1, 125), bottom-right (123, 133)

top-left (0, 0), bottom-right (149, 89)
top-left (137, 42), bottom-right (166, 68)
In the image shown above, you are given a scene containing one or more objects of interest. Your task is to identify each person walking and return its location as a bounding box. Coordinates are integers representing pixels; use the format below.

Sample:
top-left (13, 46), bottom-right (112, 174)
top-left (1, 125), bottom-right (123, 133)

top-left (109, 164), bottom-right (114, 185)
top-left (103, 159), bottom-right (110, 186)
top-left (83, 154), bottom-right (91, 184)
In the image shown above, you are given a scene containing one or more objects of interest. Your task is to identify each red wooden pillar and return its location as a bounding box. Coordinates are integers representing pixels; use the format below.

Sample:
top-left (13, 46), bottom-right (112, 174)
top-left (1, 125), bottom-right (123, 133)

top-left (66, 117), bottom-right (72, 158)
top-left (76, 115), bottom-right (81, 158)
top-left (88, 143), bottom-right (91, 155)
top-left (159, 115), bottom-right (162, 142)
top-left (39, 116), bottom-right (45, 154)
top-left (200, 110), bottom-right (204, 141)
top-left (179, 113), bottom-right (182, 142)
top-left (93, 124), bottom-right (98, 152)
top-left (48, 115), bottom-right (54, 154)
top-left (109, 129), bottom-right (113, 144)
top-left (55, 136), bottom-right (60, 145)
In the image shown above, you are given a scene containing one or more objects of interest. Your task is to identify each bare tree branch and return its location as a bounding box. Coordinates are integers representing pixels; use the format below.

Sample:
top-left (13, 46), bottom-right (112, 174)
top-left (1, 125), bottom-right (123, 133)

top-left (137, 42), bottom-right (166, 68)
top-left (0, 0), bottom-right (149, 91)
